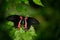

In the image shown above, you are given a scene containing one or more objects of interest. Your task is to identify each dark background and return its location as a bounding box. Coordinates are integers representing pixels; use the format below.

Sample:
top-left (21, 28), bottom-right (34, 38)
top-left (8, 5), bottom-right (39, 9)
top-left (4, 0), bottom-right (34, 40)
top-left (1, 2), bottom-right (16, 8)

top-left (0, 0), bottom-right (60, 40)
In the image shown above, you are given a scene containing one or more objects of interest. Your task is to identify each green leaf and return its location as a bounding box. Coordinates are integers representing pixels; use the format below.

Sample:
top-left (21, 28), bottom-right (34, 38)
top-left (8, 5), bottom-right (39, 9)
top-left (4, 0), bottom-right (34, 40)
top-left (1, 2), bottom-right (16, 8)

top-left (7, 21), bottom-right (14, 26)
top-left (33, 0), bottom-right (44, 6)
top-left (9, 26), bottom-right (37, 40)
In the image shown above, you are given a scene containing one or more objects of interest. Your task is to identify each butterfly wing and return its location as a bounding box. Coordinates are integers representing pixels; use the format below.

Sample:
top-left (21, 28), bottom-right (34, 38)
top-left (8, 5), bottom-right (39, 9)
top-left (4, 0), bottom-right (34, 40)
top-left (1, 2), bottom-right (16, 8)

top-left (7, 15), bottom-right (20, 28)
top-left (27, 17), bottom-right (40, 31)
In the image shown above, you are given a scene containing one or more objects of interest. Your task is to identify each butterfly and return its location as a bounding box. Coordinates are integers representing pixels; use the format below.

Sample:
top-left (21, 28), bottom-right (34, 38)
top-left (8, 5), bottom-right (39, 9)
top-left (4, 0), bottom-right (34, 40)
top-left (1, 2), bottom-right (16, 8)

top-left (7, 15), bottom-right (39, 31)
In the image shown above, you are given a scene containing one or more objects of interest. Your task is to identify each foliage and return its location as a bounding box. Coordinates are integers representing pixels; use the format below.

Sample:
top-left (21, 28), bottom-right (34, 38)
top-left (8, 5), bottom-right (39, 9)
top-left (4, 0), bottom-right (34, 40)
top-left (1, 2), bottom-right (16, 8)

top-left (33, 0), bottom-right (44, 6)
top-left (0, 0), bottom-right (60, 40)
top-left (4, 21), bottom-right (37, 40)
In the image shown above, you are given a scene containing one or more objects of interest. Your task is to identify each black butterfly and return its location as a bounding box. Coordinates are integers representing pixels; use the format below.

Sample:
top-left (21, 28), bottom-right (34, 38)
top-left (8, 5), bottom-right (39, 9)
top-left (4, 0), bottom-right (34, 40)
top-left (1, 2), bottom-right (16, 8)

top-left (7, 15), bottom-right (39, 31)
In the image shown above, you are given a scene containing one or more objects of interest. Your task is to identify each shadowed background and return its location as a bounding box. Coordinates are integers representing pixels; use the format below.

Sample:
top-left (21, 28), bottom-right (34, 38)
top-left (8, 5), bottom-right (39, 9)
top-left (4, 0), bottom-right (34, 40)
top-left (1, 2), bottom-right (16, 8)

top-left (0, 0), bottom-right (60, 40)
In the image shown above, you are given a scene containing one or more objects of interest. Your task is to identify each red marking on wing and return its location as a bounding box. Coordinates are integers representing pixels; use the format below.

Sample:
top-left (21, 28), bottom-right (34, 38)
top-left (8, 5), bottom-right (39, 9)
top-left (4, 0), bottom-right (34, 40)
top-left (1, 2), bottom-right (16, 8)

top-left (24, 17), bottom-right (28, 30)
top-left (20, 16), bottom-right (23, 20)
top-left (18, 22), bottom-right (21, 28)
top-left (17, 16), bottom-right (23, 29)
top-left (24, 24), bottom-right (27, 29)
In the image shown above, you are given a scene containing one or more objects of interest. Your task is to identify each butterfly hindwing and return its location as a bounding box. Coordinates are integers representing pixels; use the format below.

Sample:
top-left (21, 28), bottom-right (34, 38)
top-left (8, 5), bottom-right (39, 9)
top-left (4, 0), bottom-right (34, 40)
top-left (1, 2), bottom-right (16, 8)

top-left (27, 17), bottom-right (40, 30)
